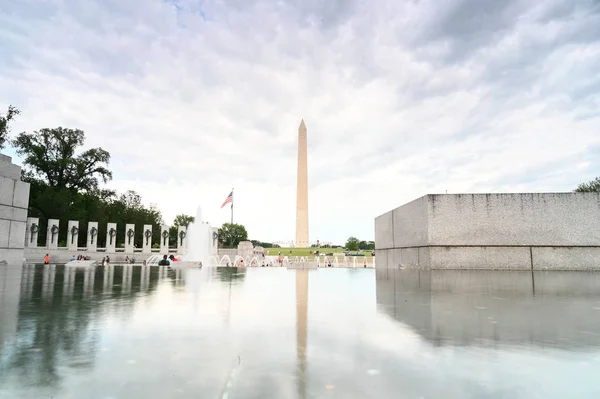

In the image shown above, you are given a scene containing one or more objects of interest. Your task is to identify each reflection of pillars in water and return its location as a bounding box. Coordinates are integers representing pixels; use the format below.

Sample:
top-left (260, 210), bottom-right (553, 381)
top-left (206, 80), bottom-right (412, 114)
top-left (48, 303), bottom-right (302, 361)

top-left (140, 265), bottom-right (150, 292)
top-left (296, 270), bottom-right (309, 399)
top-left (122, 265), bottom-right (133, 293)
top-left (103, 265), bottom-right (114, 292)
top-left (158, 266), bottom-right (169, 280)
top-left (175, 268), bottom-right (182, 285)
top-left (42, 264), bottom-right (56, 301)
top-left (21, 264), bottom-right (36, 300)
top-left (63, 267), bottom-right (76, 298)
top-left (83, 267), bottom-right (95, 298)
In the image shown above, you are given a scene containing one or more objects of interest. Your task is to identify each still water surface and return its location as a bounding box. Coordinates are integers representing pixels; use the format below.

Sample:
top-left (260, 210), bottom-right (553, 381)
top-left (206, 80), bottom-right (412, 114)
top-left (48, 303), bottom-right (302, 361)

top-left (1, 265), bottom-right (600, 398)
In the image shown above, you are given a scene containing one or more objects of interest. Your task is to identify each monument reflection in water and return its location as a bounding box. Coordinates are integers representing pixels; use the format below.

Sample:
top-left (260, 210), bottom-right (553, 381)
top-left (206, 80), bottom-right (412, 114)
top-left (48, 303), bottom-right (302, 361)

top-left (1, 265), bottom-right (600, 398)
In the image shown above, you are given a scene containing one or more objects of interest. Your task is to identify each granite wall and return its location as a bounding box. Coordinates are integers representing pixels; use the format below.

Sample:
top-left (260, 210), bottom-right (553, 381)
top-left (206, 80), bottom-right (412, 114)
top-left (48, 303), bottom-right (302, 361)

top-left (375, 193), bottom-right (600, 270)
top-left (0, 154), bottom-right (30, 265)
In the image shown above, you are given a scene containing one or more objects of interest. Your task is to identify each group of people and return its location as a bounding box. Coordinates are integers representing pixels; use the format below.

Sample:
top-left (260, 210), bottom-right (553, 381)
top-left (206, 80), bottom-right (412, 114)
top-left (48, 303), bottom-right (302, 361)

top-left (157, 254), bottom-right (179, 266)
top-left (43, 253), bottom-right (177, 266)
top-left (70, 254), bottom-right (92, 261)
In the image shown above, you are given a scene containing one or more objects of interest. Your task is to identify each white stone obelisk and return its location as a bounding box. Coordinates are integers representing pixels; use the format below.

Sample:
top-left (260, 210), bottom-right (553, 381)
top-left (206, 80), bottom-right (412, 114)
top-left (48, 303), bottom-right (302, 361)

top-left (295, 119), bottom-right (309, 248)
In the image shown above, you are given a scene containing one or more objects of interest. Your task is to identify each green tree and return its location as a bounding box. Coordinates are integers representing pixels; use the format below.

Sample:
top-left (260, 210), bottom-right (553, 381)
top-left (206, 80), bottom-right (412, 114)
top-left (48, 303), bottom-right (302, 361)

top-left (575, 177), bottom-right (600, 192)
top-left (12, 127), bottom-right (112, 192)
top-left (250, 240), bottom-right (276, 248)
top-left (168, 214), bottom-right (195, 247)
top-left (105, 190), bottom-right (162, 248)
top-left (174, 214), bottom-right (195, 227)
top-left (345, 236), bottom-right (360, 251)
top-left (357, 240), bottom-right (375, 250)
top-left (218, 223), bottom-right (248, 248)
top-left (0, 105), bottom-right (20, 149)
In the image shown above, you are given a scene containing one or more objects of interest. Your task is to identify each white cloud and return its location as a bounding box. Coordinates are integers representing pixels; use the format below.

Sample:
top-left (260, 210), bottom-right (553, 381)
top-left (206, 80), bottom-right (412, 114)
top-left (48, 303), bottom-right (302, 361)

top-left (1, 0), bottom-right (599, 244)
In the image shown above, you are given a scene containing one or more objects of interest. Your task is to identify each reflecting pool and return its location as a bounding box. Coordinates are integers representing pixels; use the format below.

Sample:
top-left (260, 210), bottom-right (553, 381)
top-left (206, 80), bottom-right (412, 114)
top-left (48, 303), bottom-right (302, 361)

top-left (1, 265), bottom-right (600, 398)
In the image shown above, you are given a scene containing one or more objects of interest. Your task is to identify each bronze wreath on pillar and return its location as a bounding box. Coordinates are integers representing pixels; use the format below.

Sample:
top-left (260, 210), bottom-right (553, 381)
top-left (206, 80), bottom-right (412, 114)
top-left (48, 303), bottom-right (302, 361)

top-left (109, 227), bottom-right (117, 245)
top-left (179, 230), bottom-right (186, 246)
top-left (50, 225), bottom-right (59, 244)
top-left (162, 230), bottom-right (169, 246)
top-left (70, 226), bottom-right (79, 244)
top-left (30, 223), bottom-right (39, 243)
top-left (212, 231), bottom-right (218, 246)
top-left (127, 229), bottom-right (135, 245)
top-left (90, 227), bottom-right (98, 245)
top-left (144, 229), bottom-right (152, 246)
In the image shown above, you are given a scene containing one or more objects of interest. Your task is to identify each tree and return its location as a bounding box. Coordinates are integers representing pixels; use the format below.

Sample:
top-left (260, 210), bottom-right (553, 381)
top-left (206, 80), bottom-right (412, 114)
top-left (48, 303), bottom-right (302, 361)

top-left (173, 214), bottom-right (195, 227)
top-left (345, 236), bottom-right (360, 251)
top-left (0, 105), bottom-right (20, 150)
top-left (218, 223), bottom-right (248, 248)
top-left (12, 127), bottom-right (112, 192)
top-left (575, 177), bottom-right (600, 192)
top-left (358, 240), bottom-right (375, 250)
top-left (169, 214), bottom-right (195, 247)
top-left (250, 240), bottom-right (275, 248)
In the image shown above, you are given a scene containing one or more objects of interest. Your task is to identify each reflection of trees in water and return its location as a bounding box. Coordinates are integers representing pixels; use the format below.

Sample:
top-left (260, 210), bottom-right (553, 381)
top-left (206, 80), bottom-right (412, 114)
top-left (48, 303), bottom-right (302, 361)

top-left (216, 267), bottom-right (246, 283)
top-left (0, 265), bottom-right (164, 388)
top-left (3, 267), bottom-right (97, 387)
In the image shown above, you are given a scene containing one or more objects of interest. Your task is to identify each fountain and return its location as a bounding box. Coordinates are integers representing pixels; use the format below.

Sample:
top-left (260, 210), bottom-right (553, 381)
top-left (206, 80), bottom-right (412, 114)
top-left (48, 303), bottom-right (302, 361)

top-left (184, 207), bottom-right (215, 267)
top-left (145, 207), bottom-right (217, 268)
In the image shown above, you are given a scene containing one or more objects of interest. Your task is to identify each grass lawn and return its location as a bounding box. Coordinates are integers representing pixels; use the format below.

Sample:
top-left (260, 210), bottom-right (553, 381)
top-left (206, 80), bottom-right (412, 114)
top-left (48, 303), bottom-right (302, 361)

top-left (263, 247), bottom-right (373, 257)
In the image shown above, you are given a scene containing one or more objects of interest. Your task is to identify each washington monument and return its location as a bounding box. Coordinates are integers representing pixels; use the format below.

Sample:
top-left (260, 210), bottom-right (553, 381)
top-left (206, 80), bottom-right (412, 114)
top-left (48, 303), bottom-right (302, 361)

top-left (296, 119), bottom-right (309, 247)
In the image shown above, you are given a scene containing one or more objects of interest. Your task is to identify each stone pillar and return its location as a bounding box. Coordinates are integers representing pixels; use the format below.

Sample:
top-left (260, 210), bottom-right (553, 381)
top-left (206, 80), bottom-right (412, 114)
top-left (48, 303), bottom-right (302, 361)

top-left (160, 225), bottom-right (170, 254)
top-left (106, 223), bottom-right (117, 252)
top-left (142, 224), bottom-right (153, 254)
top-left (46, 219), bottom-right (60, 250)
top-left (211, 227), bottom-right (219, 255)
top-left (87, 222), bottom-right (98, 252)
top-left (25, 217), bottom-right (39, 248)
top-left (125, 223), bottom-right (135, 254)
top-left (238, 241), bottom-right (253, 258)
top-left (67, 220), bottom-right (79, 252)
top-left (177, 226), bottom-right (187, 254)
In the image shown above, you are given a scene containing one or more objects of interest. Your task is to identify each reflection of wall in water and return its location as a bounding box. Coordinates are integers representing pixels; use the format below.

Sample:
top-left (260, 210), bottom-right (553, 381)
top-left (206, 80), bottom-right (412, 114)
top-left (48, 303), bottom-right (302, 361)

top-left (0, 265), bottom-right (22, 351)
top-left (376, 269), bottom-right (600, 348)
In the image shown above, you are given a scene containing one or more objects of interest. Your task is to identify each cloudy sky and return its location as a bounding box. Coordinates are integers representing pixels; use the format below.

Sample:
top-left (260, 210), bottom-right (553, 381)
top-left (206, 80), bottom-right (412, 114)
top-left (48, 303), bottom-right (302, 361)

top-left (1, 0), bottom-right (599, 245)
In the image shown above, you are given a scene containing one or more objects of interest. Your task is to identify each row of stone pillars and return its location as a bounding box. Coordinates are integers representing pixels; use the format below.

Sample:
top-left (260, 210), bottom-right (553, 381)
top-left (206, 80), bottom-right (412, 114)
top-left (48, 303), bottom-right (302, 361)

top-left (24, 218), bottom-right (188, 254)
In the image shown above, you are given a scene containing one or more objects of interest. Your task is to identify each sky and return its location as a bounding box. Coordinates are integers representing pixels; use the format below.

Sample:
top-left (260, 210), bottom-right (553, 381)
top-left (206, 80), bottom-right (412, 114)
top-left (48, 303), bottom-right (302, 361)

top-left (1, 0), bottom-right (599, 245)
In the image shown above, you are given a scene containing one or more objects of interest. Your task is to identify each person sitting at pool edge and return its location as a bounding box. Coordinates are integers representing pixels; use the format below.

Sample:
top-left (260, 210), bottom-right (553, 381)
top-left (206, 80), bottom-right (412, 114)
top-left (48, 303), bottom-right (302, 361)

top-left (158, 255), bottom-right (170, 266)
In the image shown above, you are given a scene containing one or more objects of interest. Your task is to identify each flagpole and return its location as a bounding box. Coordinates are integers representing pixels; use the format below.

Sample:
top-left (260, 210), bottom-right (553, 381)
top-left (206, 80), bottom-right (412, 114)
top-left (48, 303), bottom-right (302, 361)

top-left (231, 188), bottom-right (234, 224)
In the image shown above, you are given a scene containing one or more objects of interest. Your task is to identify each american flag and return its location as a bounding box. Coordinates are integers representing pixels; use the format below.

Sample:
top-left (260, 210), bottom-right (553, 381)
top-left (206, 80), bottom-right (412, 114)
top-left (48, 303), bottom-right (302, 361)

top-left (220, 191), bottom-right (233, 208)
